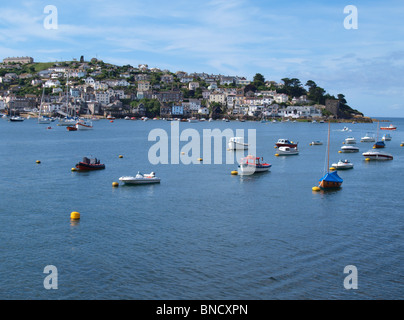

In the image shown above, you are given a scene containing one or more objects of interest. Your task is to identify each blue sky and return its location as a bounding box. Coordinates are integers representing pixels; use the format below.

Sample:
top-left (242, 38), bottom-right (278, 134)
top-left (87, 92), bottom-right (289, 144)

top-left (1, 0), bottom-right (404, 117)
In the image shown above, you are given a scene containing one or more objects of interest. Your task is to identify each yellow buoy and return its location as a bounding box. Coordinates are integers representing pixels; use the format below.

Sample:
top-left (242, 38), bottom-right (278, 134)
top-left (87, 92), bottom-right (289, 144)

top-left (365, 158), bottom-right (371, 161)
top-left (231, 170), bottom-right (238, 175)
top-left (198, 158), bottom-right (203, 161)
top-left (181, 151), bottom-right (185, 155)
top-left (70, 211), bottom-right (80, 220)
top-left (275, 153), bottom-right (279, 156)
top-left (338, 151), bottom-right (342, 153)
top-left (312, 186), bottom-right (321, 191)
top-left (372, 146), bottom-right (376, 149)
top-left (400, 144), bottom-right (404, 147)
top-left (274, 146), bottom-right (277, 148)
top-left (309, 143), bottom-right (312, 146)
top-left (36, 160), bottom-right (41, 164)
top-left (329, 167), bottom-right (336, 171)
top-left (112, 182), bottom-right (119, 187)
top-left (119, 155), bottom-right (123, 158)
top-left (71, 167), bottom-right (77, 171)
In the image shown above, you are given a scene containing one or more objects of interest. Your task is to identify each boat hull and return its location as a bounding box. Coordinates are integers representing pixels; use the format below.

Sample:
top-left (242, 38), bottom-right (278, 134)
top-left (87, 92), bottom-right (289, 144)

top-left (319, 180), bottom-right (343, 189)
top-left (75, 162), bottom-right (105, 170)
top-left (119, 177), bottom-right (160, 184)
top-left (76, 122), bottom-right (93, 130)
top-left (362, 152), bottom-right (393, 160)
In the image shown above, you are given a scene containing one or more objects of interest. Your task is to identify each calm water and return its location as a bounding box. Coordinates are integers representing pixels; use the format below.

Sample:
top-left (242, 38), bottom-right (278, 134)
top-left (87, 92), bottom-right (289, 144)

top-left (0, 117), bottom-right (403, 300)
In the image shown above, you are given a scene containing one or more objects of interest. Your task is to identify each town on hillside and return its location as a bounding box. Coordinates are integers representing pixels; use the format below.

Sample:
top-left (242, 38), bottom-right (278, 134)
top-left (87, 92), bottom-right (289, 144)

top-left (0, 56), bottom-right (371, 122)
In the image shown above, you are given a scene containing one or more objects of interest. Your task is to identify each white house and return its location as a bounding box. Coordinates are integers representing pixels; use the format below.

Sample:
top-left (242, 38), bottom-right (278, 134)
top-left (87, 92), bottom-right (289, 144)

top-left (43, 80), bottom-right (60, 88)
top-left (274, 93), bottom-right (288, 103)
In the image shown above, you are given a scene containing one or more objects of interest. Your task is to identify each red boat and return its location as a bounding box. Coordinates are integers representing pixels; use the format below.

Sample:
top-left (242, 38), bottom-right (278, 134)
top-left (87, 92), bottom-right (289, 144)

top-left (75, 157), bottom-right (105, 171)
top-left (380, 124), bottom-right (396, 130)
top-left (67, 126), bottom-right (77, 131)
top-left (275, 138), bottom-right (298, 148)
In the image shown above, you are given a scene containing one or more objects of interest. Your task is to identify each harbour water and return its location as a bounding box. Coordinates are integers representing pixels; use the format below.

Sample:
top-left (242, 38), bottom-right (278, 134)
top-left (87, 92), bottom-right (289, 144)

top-left (0, 117), bottom-right (403, 299)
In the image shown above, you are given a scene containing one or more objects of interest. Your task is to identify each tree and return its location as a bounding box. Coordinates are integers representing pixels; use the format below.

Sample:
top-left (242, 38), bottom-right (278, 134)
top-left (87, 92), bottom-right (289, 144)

top-left (253, 73), bottom-right (265, 88)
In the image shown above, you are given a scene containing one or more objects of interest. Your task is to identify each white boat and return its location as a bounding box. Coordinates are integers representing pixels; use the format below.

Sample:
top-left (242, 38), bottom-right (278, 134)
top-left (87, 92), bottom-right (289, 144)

top-left (311, 141), bottom-right (323, 145)
top-left (277, 146), bottom-right (299, 155)
top-left (331, 159), bottom-right (354, 170)
top-left (119, 172), bottom-right (161, 184)
top-left (76, 119), bottom-right (93, 130)
top-left (228, 137), bottom-right (248, 150)
top-left (360, 133), bottom-right (375, 142)
top-left (238, 155), bottom-right (271, 174)
top-left (9, 116), bottom-right (24, 122)
top-left (342, 126), bottom-right (349, 131)
top-left (340, 145), bottom-right (359, 153)
top-left (345, 137), bottom-right (356, 144)
top-left (362, 150), bottom-right (393, 160)
top-left (382, 134), bottom-right (392, 141)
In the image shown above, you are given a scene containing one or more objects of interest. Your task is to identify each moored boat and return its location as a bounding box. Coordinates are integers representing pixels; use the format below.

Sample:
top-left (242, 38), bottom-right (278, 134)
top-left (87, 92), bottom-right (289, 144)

top-left (75, 157), bottom-right (105, 170)
top-left (76, 119), bottom-right (93, 130)
top-left (67, 126), bottom-right (77, 131)
top-left (238, 155), bottom-right (271, 175)
top-left (310, 141), bottom-right (323, 145)
top-left (382, 134), bottom-right (392, 141)
top-left (331, 159), bottom-right (354, 170)
top-left (275, 138), bottom-right (298, 148)
top-left (340, 145), bottom-right (359, 153)
top-left (373, 141), bottom-right (385, 149)
top-left (344, 137), bottom-right (356, 144)
top-left (119, 172), bottom-right (161, 185)
top-left (380, 124), bottom-right (396, 130)
top-left (276, 146), bottom-right (299, 155)
top-left (9, 116), bottom-right (25, 122)
top-left (228, 137), bottom-right (248, 150)
top-left (360, 133), bottom-right (375, 142)
top-left (362, 150), bottom-right (393, 160)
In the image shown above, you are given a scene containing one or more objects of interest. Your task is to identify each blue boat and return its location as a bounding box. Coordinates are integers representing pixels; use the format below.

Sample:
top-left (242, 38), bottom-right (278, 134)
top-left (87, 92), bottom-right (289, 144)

top-left (319, 171), bottom-right (343, 189)
top-left (373, 141), bottom-right (385, 149)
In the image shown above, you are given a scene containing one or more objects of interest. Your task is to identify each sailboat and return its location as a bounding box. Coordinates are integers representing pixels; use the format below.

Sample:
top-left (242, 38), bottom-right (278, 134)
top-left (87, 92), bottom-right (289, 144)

top-left (373, 121), bottom-right (385, 149)
top-left (315, 121), bottom-right (343, 190)
top-left (58, 75), bottom-right (76, 126)
top-left (38, 86), bottom-right (51, 124)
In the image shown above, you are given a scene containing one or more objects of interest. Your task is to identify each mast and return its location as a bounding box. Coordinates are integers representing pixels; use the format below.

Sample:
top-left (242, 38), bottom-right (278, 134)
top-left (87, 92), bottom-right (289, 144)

top-left (327, 120), bottom-right (331, 172)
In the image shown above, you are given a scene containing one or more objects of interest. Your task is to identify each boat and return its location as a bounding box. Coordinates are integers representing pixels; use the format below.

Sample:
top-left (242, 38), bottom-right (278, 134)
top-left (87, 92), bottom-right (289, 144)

top-left (362, 150), bottom-right (393, 160)
top-left (67, 126), bottom-right (77, 131)
top-left (373, 121), bottom-right (385, 149)
top-left (275, 138), bottom-right (298, 148)
top-left (342, 126), bottom-right (349, 131)
top-left (228, 137), bottom-right (248, 150)
top-left (238, 155), bottom-right (271, 174)
top-left (373, 141), bottom-right (385, 149)
top-left (9, 116), bottom-right (25, 122)
top-left (310, 141), bottom-right (323, 145)
top-left (276, 146), bottom-right (299, 155)
top-left (360, 133), bottom-right (375, 142)
top-left (75, 157), bottom-right (105, 170)
top-left (344, 137), bottom-right (356, 144)
top-left (340, 145), bottom-right (359, 153)
top-left (382, 134), bottom-right (392, 141)
top-left (380, 124), bottom-right (396, 130)
top-left (119, 172), bottom-right (161, 185)
top-left (107, 114), bottom-right (115, 120)
top-left (76, 119), bottom-right (93, 130)
top-left (331, 159), bottom-right (354, 170)
top-left (317, 121), bottom-right (343, 190)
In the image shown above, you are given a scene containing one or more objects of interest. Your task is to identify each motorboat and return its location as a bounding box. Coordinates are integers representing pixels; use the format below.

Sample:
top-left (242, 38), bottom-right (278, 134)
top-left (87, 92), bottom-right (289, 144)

top-left (67, 126), bottom-right (77, 131)
top-left (380, 124), bottom-right (396, 130)
top-left (362, 150), bottom-right (393, 160)
top-left (58, 117), bottom-right (77, 126)
top-left (340, 145), bottom-right (359, 153)
top-left (360, 133), bottom-right (375, 142)
top-left (342, 126), bottom-right (349, 131)
top-left (228, 137), bottom-right (248, 150)
top-left (10, 115), bottom-right (25, 121)
top-left (75, 157), bottom-right (105, 170)
top-left (345, 137), bottom-right (356, 144)
top-left (331, 159), bottom-right (354, 170)
top-left (238, 155), bottom-right (271, 174)
top-left (119, 172), bottom-right (161, 185)
top-left (275, 138), bottom-right (298, 148)
top-left (310, 141), bottom-right (323, 145)
top-left (276, 146), bottom-right (299, 155)
top-left (373, 141), bottom-right (385, 149)
top-left (76, 119), bottom-right (93, 130)
top-left (38, 116), bottom-right (51, 124)
top-left (382, 134), bottom-right (392, 141)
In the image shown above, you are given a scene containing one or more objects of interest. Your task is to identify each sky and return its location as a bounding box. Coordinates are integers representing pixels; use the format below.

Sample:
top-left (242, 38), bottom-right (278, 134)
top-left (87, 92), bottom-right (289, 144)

top-left (1, 0), bottom-right (404, 117)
